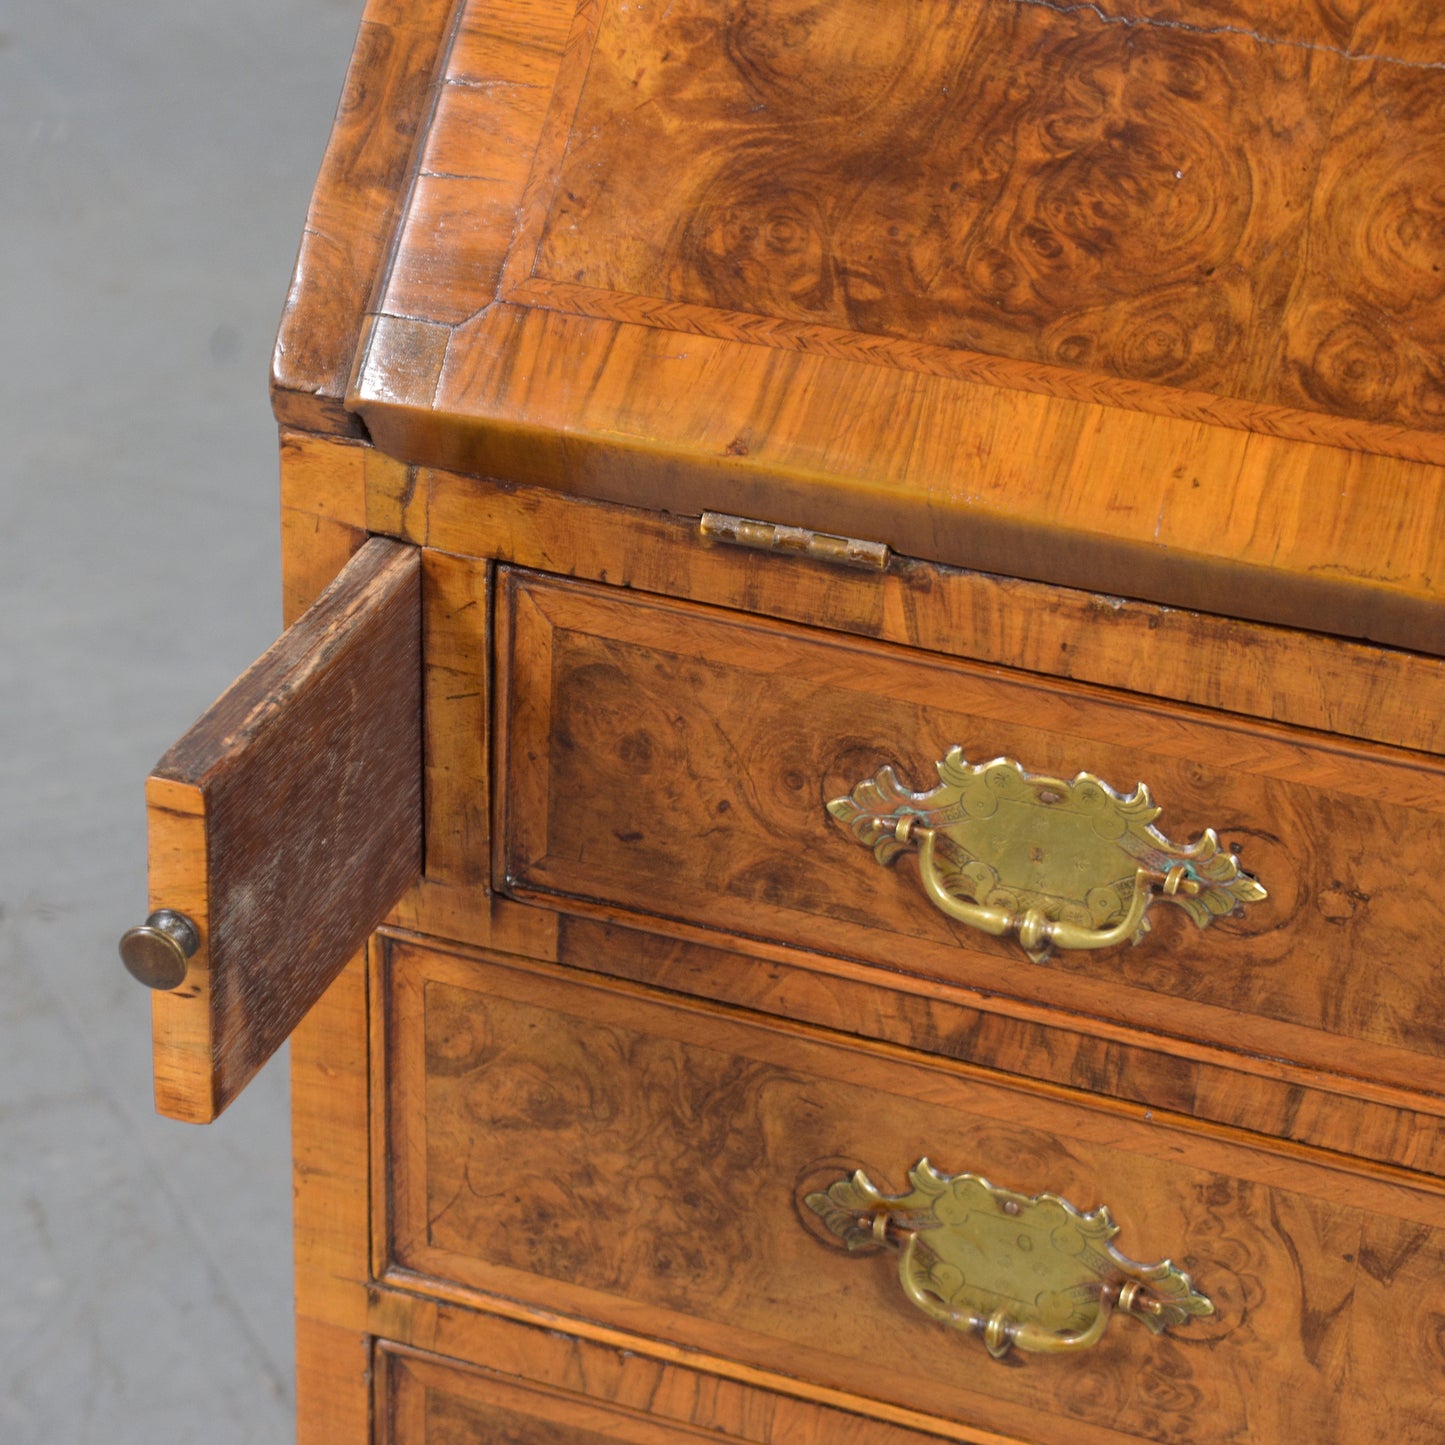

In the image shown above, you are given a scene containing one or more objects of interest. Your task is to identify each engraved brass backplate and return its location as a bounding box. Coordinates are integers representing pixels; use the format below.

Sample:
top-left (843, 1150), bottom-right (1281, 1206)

top-left (806, 1160), bottom-right (1213, 1359)
top-left (828, 749), bottom-right (1265, 961)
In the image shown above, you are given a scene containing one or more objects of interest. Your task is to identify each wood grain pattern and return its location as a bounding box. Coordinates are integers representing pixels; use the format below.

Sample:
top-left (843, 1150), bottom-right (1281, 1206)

top-left (276, 429), bottom-right (380, 1434)
top-left (496, 569), bottom-right (1445, 1097)
top-left (415, 550), bottom-right (490, 893)
top-left (279, 431), bottom-right (369, 625)
top-left (348, 0), bottom-right (1445, 654)
top-left (293, 951), bottom-right (373, 1331)
top-left (1270, 50), bottom-right (1445, 428)
top-left (1354, 0), bottom-right (1445, 63)
top-left (361, 452), bottom-right (1445, 755)
top-left (525, 0), bottom-right (1442, 437)
top-left (383, 936), bottom-right (1445, 1445)
top-left (147, 540), bottom-right (421, 1121)
top-left (537, 3), bottom-right (1317, 393)
top-left (377, 544), bottom-right (553, 966)
top-left (261, 8), bottom-right (1445, 1439)
top-left (297, 1317), bottom-right (372, 1444)
top-left (292, 951), bottom-right (377, 1444)
top-left (553, 916), bottom-right (1445, 1177)
top-left (362, 298), bottom-right (1445, 655)
top-left (270, 0), bottom-right (462, 436)
top-left (289, 942), bottom-right (1018, 1444)
top-left (278, 454), bottom-right (1445, 1165)
top-left (380, 1339), bottom-right (965, 1445)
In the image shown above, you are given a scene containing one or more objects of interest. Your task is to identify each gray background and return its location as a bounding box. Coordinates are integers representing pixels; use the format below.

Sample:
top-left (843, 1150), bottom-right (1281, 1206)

top-left (3, 2), bottom-right (366, 1439)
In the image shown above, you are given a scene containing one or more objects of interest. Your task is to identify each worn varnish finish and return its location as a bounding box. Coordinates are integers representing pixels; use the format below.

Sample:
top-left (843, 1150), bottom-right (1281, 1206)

top-left (384, 1349), bottom-right (717, 1445)
top-left (146, 539), bottom-right (421, 1121)
top-left (382, 937), bottom-right (1445, 1445)
top-left (497, 569), bottom-right (1445, 1097)
top-left (348, 0), bottom-right (1445, 653)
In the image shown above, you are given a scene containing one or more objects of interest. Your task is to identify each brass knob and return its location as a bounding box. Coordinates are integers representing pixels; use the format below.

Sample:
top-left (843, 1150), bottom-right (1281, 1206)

top-left (119, 910), bottom-right (200, 991)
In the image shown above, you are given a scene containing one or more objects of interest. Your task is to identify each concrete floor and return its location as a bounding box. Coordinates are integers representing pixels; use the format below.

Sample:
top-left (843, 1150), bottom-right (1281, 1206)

top-left (3, 3), bottom-right (367, 1439)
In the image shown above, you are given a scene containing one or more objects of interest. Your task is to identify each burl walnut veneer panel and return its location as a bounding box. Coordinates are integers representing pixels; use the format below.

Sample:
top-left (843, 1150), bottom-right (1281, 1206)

top-left (551, 915), bottom-right (1445, 1176)
top-left (386, 0), bottom-right (1445, 436)
top-left (497, 569), bottom-right (1445, 1101)
top-left (382, 938), bottom-right (1445, 1445)
top-left (350, 0), bottom-right (1445, 652)
top-left (538, 3), bottom-right (1327, 405)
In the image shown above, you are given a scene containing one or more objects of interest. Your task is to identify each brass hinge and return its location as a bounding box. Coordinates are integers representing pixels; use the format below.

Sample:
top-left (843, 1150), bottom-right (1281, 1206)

top-left (699, 511), bottom-right (889, 571)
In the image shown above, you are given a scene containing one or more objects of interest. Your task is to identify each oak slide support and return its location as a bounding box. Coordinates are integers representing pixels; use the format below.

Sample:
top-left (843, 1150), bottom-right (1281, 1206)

top-left (144, 537), bottom-right (422, 1122)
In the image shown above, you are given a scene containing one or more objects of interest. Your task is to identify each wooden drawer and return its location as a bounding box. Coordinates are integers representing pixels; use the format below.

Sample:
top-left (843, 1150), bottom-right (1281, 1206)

top-left (379, 934), bottom-right (1445, 1445)
top-left (496, 568), bottom-right (1445, 1113)
top-left (377, 1332), bottom-right (950, 1445)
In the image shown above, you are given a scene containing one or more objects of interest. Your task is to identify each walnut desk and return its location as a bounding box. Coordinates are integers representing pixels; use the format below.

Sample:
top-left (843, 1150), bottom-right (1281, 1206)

top-left (123, 2), bottom-right (1445, 1441)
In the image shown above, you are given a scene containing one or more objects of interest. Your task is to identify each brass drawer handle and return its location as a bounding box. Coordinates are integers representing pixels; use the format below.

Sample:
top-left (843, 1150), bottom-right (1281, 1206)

top-left (806, 1161), bottom-right (1213, 1359)
top-left (828, 750), bottom-right (1265, 962)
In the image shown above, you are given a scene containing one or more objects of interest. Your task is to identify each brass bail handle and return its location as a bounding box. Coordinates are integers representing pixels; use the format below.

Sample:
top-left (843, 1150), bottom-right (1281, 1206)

top-left (829, 751), bottom-right (1266, 963)
top-left (805, 1160), bottom-right (1214, 1360)
top-left (896, 814), bottom-right (1193, 959)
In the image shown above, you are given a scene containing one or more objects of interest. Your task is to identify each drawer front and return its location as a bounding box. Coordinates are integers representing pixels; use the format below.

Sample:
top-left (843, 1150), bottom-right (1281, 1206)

top-left (381, 935), bottom-right (1445, 1445)
top-left (382, 1347), bottom-right (696, 1444)
top-left (378, 1335), bottom-right (955, 1445)
top-left (496, 569), bottom-right (1445, 1099)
